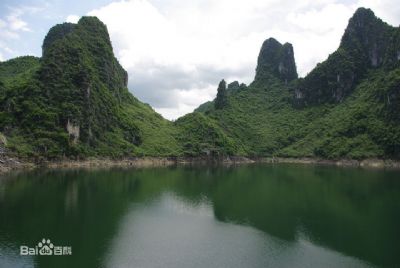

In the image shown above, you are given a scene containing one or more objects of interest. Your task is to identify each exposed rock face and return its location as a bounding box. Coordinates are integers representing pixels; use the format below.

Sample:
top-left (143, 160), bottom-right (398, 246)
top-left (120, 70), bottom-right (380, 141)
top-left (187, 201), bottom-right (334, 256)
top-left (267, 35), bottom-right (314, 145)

top-left (66, 119), bottom-right (80, 144)
top-left (0, 132), bottom-right (7, 147)
top-left (255, 38), bottom-right (297, 84)
top-left (293, 8), bottom-right (400, 107)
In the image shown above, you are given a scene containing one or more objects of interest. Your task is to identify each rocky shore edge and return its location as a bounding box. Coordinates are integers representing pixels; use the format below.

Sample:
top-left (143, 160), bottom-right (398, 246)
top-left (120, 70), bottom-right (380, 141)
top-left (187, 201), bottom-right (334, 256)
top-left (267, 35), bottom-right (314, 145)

top-left (259, 157), bottom-right (400, 169)
top-left (1, 154), bottom-right (400, 176)
top-left (0, 155), bottom-right (255, 175)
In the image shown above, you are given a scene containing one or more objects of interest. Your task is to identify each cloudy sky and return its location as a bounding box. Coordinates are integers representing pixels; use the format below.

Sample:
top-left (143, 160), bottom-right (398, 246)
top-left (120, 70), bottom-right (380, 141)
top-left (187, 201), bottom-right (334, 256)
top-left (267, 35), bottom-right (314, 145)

top-left (1, 0), bottom-right (399, 119)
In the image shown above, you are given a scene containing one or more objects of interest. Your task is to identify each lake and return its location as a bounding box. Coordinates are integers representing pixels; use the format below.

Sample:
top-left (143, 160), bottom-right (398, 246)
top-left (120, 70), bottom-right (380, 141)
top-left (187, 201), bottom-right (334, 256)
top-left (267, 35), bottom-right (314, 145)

top-left (0, 164), bottom-right (399, 268)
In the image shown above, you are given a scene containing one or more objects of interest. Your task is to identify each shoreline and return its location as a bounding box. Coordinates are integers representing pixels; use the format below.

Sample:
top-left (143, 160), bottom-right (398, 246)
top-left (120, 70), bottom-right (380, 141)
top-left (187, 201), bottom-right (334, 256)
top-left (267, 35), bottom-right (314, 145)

top-left (1, 155), bottom-right (400, 176)
top-left (258, 157), bottom-right (400, 169)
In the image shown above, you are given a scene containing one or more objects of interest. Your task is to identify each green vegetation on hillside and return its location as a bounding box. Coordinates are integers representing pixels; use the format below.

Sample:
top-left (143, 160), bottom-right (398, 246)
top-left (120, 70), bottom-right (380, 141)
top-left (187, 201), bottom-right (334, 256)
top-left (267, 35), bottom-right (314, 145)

top-left (189, 8), bottom-right (400, 159)
top-left (295, 8), bottom-right (400, 106)
top-left (175, 112), bottom-right (242, 156)
top-left (0, 7), bottom-right (399, 160)
top-left (0, 17), bottom-right (180, 159)
top-left (0, 56), bottom-right (40, 88)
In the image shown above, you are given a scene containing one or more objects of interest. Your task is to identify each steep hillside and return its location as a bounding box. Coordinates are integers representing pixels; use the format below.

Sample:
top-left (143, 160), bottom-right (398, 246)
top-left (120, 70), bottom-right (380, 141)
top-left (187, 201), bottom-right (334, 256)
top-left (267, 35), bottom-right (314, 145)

top-left (294, 8), bottom-right (400, 106)
top-left (255, 37), bottom-right (297, 84)
top-left (0, 17), bottom-right (180, 158)
top-left (188, 7), bottom-right (400, 159)
top-left (1, 8), bottom-right (399, 161)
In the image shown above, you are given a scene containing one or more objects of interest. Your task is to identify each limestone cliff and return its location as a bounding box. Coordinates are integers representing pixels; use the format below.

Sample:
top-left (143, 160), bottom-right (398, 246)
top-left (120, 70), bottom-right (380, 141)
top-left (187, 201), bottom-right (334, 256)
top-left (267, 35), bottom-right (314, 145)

top-left (255, 38), bottom-right (297, 84)
top-left (293, 8), bottom-right (400, 106)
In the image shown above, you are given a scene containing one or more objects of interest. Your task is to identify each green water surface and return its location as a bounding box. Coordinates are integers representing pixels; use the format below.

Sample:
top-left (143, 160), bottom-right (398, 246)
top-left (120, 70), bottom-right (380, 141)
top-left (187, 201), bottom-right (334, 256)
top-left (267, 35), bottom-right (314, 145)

top-left (0, 164), bottom-right (399, 267)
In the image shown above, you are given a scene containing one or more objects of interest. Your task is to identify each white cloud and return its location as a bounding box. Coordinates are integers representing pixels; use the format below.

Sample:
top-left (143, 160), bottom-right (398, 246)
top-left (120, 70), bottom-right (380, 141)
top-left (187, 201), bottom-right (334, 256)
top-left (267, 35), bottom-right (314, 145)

top-left (7, 15), bottom-right (30, 32)
top-left (3, 5), bottom-right (43, 33)
top-left (0, 4), bottom-right (46, 59)
top-left (66, 15), bottom-right (80, 23)
top-left (85, 0), bottom-right (399, 119)
top-left (155, 85), bottom-right (216, 120)
top-left (0, 15), bottom-right (23, 40)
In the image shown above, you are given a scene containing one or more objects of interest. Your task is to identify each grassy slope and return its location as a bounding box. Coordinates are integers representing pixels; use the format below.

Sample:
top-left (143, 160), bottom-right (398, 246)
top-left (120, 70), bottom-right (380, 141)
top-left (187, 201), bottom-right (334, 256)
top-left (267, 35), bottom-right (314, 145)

top-left (283, 69), bottom-right (400, 159)
top-left (190, 68), bottom-right (400, 159)
top-left (122, 97), bottom-right (180, 156)
top-left (0, 56), bottom-right (40, 88)
top-left (174, 112), bottom-right (241, 156)
top-left (194, 77), bottom-right (324, 157)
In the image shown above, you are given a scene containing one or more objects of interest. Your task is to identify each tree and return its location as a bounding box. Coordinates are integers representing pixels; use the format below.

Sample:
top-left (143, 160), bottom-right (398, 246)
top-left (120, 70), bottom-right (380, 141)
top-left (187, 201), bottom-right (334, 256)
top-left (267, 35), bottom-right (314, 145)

top-left (215, 79), bottom-right (228, 109)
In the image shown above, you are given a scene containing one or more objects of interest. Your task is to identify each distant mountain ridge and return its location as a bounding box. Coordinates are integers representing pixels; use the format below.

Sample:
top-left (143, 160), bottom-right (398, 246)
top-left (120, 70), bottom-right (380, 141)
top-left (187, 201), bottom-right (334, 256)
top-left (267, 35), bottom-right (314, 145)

top-left (188, 7), bottom-right (400, 159)
top-left (0, 7), bottom-right (399, 160)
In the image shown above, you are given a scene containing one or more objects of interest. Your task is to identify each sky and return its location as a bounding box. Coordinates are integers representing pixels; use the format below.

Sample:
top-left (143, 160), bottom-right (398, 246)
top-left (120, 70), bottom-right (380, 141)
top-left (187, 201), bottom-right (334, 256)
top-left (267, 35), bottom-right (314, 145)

top-left (1, 0), bottom-right (400, 120)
